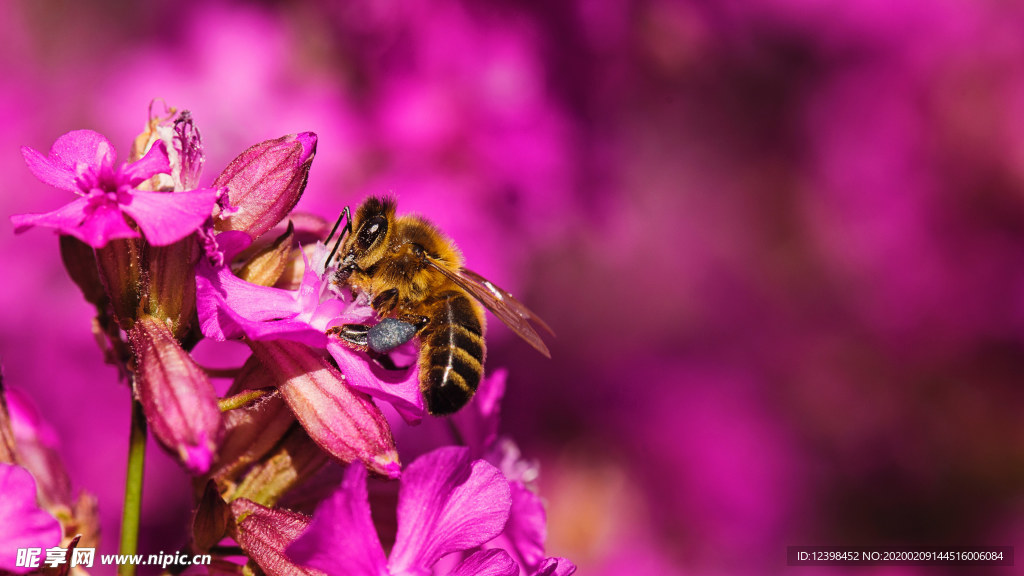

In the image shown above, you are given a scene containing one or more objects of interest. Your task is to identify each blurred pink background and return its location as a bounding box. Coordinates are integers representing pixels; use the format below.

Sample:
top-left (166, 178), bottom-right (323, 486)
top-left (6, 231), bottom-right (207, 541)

top-left (4, 0), bottom-right (1024, 574)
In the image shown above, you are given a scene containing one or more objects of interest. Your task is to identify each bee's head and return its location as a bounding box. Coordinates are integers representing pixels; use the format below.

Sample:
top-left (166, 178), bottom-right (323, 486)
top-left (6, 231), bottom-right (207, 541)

top-left (337, 196), bottom-right (396, 272)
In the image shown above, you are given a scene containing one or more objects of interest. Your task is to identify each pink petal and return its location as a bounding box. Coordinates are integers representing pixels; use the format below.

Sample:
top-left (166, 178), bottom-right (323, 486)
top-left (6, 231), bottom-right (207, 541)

top-left (308, 298), bottom-right (348, 333)
top-left (451, 369), bottom-right (508, 458)
top-left (485, 481), bottom-right (547, 573)
top-left (0, 464), bottom-right (62, 574)
top-left (531, 558), bottom-right (576, 576)
top-left (75, 201), bottom-right (141, 248)
top-left (49, 129), bottom-right (116, 169)
top-left (242, 317), bottom-right (330, 347)
top-left (198, 272), bottom-right (298, 326)
top-left (327, 342), bottom-right (425, 424)
top-left (21, 130), bottom-right (115, 192)
top-left (195, 268), bottom-right (326, 346)
top-left (21, 146), bottom-right (76, 192)
top-left (389, 447), bottom-right (511, 573)
top-left (195, 233), bottom-right (311, 342)
top-left (287, 464), bottom-right (388, 576)
top-left (122, 188), bottom-right (218, 246)
top-left (449, 550), bottom-right (519, 576)
top-left (123, 140), bottom-right (171, 185)
top-left (296, 249), bottom-right (323, 316)
top-left (11, 196), bottom-right (90, 234)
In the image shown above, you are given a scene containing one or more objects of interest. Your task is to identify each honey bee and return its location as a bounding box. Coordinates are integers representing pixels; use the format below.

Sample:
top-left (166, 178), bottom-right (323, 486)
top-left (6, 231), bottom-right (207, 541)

top-left (326, 196), bottom-right (552, 415)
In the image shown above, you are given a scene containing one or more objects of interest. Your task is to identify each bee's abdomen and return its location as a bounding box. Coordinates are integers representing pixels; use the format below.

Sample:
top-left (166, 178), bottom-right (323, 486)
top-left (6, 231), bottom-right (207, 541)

top-left (420, 292), bottom-right (485, 415)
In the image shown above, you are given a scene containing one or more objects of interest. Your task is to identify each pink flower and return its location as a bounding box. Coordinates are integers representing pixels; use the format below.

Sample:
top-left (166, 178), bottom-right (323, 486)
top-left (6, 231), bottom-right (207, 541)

top-left (196, 231), bottom-right (346, 348)
top-left (0, 464), bottom-right (62, 574)
top-left (12, 130), bottom-right (219, 247)
top-left (449, 372), bottom-right (574, 576)
top-left (197, 232), bottom-right (427, 421)
top-left (288, 446), bottom-right (512, 576)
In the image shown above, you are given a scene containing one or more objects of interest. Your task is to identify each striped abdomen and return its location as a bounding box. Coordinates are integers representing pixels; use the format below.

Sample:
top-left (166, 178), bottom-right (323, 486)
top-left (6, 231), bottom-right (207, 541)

top-left (418, 291), bottom-right (486, 414)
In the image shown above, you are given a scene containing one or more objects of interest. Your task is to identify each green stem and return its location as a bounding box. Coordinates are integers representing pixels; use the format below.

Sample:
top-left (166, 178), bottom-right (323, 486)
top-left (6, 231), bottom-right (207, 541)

top-left (218, 387), bottom-right (274, 412)
top-left (118, 395), bottom-right (147, 576)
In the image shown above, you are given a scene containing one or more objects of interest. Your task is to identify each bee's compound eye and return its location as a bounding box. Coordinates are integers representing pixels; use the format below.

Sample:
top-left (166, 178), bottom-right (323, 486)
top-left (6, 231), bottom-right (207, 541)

top-left (357, 215), bottom-right (388, 250)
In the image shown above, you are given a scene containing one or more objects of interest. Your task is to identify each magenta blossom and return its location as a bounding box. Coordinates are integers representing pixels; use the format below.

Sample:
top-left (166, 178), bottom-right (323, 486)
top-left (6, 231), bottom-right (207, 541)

top-left (196, 231), bottom-right (348, 347)
top-left (448, 372), bottom-right (574, 576)
top-left (12, 129), bottom-right (219, 247)
top-left (0, 463), bottom-right (62, 574)
top-left (288, 446), bottom-right (514, 576)
top-left (197, 231), bottom-right (427, 419)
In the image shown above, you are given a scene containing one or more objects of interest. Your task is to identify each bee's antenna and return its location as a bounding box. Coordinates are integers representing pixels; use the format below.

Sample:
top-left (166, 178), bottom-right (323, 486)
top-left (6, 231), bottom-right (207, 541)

top-left (325, 207), bottom-right (347, 244)
top-left (325, 206), bottom-right (352, 264)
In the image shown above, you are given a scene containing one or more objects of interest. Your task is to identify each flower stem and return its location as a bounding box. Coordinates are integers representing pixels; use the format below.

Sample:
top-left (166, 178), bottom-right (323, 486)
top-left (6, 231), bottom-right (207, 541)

top-left (218, 387), bottom-right (275, 411)
top-left (118, 395), bottom-right (148, 576)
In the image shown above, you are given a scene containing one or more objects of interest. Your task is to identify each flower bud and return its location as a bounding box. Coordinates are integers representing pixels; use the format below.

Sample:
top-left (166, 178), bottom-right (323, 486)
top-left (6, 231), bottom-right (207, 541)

top-left (193, 480), bottom-right (231, 553)
top-left (248, 341), bottom-right (400, 478)
top-left (213, 133), bottom-right (317, 239)
top-left (237, 222), bottom-right (295, 287)
top-left (230, 499), bottom-right (321, 576)
top-left (130, 315), bottom-right (224, 474)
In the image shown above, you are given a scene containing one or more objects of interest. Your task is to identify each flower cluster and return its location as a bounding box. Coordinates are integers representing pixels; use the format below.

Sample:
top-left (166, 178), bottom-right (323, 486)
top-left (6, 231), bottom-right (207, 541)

top-left (0, 382), bottom-right (98, 575)
top-left (8, 105), bottom-right (572, 576)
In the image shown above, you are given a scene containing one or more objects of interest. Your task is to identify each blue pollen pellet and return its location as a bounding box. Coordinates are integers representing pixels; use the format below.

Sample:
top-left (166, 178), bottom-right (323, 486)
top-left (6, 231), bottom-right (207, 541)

top-left (367, 318), bottom-right (418, 353)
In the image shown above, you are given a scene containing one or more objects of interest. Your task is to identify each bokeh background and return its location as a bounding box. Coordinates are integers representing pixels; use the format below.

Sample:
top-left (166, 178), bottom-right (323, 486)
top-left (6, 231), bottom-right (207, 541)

top-left (3, 0), bottom-right (1024, 574)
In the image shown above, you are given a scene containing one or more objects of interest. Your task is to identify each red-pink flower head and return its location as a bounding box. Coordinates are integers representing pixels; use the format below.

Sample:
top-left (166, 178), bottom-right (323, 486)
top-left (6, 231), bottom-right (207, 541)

top-left (12, 130), bottom-right (219, 248)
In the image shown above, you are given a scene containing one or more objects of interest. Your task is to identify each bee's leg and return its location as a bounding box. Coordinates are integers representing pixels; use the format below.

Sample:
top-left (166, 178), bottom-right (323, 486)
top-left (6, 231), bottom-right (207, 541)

top-left (395, 314), bottom-right (430, 331)
top-left (326, 324), bottom-right (371, 351)
top-left (371, 288), bottom-right (399, 315)
top-left (328, 315), bottom-right (429, 353)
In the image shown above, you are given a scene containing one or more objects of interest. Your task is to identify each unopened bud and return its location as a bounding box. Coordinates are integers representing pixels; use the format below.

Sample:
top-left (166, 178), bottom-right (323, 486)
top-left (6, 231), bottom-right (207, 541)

top-left (230, 499), bottom-right (321, 576)
top-left (213, 133), bottom-right (317, 239)
top-left (237, 222), bottom-right (295, 287)
top-left (130, 315), bottom-right (224, 474)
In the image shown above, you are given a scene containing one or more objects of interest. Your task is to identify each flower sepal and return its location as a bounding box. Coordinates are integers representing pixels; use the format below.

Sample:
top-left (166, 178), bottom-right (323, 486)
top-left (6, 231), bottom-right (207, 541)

top-left (248, 341), bottom-right (400, 479)
top-left (129, 315), bottom-right (224, 474)
top-left (230, 498), bottom-right (324, 576)
top-left (236, 222), bottom-right (296, 287)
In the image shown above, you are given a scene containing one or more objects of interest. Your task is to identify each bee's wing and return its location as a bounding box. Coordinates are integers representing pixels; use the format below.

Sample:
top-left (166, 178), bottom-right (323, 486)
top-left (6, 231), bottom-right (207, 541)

top-left (425, 259), bottom-right (554, 358)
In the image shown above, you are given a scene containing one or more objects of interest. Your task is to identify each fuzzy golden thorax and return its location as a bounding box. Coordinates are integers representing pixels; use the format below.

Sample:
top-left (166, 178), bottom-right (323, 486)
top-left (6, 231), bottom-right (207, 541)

top-left (337, 197), bottom-right (465, 305)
